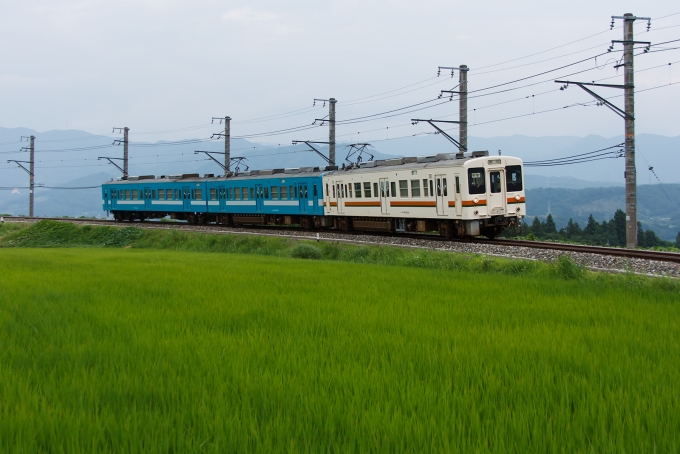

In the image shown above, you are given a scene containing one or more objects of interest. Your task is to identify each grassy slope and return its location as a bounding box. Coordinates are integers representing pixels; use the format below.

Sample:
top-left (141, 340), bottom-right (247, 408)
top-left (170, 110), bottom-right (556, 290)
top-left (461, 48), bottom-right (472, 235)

top-left (1, 248), bottom-right (679, 453)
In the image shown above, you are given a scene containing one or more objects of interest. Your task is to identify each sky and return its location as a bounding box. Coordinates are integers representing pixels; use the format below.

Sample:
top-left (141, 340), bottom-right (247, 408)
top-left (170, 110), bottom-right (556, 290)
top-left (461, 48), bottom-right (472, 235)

top-left (1, 0), bottom-right (679, 145)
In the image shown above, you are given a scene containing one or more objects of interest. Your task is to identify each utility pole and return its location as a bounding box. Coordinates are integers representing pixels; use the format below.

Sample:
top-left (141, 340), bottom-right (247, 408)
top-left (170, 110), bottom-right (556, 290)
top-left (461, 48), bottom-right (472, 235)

top-left (212, 116), bottom-right (231, 173)
top-left (622, 14), bottom-right (638, 249)
top-left (459, 65), bottom-right (468, 152)
top-left (438, 66), bottom-right (468, 152)
top-left (112, 127), bottom-right (129, 178)
top-left (29, 135), bottom-right (34, 217)
top-left (555, 13), bottom-right (650, 248)
top-left (313, 98), bottom-right (336, 165)
top-left (7, 135), bottom-right (35, 216)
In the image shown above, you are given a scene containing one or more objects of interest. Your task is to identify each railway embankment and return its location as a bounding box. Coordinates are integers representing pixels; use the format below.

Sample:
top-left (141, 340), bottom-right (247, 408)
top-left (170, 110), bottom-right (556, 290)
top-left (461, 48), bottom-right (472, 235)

top-left (2, 220), bottom-right (679, 286)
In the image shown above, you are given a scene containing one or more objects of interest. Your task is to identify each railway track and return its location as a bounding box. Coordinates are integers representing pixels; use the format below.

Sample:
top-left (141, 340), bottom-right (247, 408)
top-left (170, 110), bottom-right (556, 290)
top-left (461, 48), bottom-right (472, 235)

top-left (4, 215), bottom-right (680, 265)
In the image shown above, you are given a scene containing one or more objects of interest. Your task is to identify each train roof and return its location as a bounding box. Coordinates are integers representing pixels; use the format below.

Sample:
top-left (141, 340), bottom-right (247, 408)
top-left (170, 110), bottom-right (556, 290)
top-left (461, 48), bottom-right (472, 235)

top-left (102, 151), bottom-right (522, 185)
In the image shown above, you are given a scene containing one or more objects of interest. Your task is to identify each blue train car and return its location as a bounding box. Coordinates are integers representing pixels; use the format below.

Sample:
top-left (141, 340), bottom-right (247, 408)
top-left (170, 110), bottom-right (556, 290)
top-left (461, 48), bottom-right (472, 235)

top-left (102, 169), bottom-right (328, 227)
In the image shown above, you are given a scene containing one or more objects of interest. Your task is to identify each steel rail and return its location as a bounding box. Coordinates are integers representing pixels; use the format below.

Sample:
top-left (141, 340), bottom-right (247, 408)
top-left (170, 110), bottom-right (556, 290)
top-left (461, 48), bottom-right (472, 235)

top-left (3, 216), bottom-right (680, 264)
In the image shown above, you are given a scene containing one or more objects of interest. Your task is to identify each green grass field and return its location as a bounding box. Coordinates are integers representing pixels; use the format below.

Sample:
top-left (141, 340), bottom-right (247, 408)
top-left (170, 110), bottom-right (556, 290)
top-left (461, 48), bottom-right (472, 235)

top-left (1, 247), bottom-right (679, 453)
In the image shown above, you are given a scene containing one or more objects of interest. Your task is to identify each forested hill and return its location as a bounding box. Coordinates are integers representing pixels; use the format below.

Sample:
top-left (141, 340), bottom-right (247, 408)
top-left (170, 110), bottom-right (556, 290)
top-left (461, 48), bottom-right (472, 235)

top-left (525, 184), bottom-right (680, 241)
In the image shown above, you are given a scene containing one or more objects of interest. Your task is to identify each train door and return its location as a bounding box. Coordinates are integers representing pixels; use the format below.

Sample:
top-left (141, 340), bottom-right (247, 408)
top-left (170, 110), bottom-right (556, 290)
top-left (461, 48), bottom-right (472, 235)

top-left (487, 170), bottom-right (506, 216)
top-left (143, 187), bottom-right (152, 211)
top-left (217, 186), bottom-right (226, 211)
top-left (435, 175), bottom-right (447, 216)
top-left (454, 174), bottom-right (462, 215)
top-left (255, 184), bottom-right (264, 212)
top-left (182, 187), bottom-right (191, 211)
top-left (298, 183), bottom-right (307, 213)
top-left (311, 183), bottom-right (319, 212)
top-left (336, 181), bottom-right (344, 214)
top-left (379, 178), bottom-right (389, 214)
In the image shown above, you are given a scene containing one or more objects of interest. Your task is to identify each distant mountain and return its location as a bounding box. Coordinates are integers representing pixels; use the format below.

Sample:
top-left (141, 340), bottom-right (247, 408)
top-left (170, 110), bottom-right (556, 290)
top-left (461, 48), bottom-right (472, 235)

top-left (524, 175), bottom-right (622, 190)
top-left (525, 184), bottom-right (680, 241)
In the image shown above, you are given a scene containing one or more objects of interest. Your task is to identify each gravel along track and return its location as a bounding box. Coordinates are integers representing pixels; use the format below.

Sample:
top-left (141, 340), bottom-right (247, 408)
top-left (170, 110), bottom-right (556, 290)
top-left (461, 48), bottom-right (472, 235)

top-left (4, 217), bottom-right (680, 278)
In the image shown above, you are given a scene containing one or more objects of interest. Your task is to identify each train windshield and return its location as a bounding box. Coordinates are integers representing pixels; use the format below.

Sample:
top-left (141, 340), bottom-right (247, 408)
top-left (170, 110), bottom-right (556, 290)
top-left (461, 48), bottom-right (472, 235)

top-left (505, 165), bottom-right (522, 192)
top-left (468, 167), bottom-right (485, 195)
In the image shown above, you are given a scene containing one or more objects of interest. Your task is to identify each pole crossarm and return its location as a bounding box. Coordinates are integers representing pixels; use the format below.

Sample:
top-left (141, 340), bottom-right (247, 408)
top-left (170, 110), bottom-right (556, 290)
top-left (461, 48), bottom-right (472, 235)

top-left (555, 80), bottom-right (633, 120)
top-left (7, 160), bottom-right (33, 176)
top-left (411, 119), bottom-right (465, 150)
top-left (292, 140), bottom-right (332, 165)
top-left (195, 150), bottom-right (226, 171)
top-left (98, 157), bottom-right (125, 174)
top-left (437, 66), bottom-right (456, 77)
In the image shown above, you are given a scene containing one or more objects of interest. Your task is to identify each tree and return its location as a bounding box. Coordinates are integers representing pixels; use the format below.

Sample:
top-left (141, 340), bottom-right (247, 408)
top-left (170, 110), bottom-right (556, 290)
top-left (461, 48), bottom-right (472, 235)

top-left (565, 218), bottom-right (582, 239)
top-left (531, 216), bottom-right (544, 237)
top-left (611, 209), bottom-right (627, 247)
top-left (637, 221), bottom-right (646, 247)
top-left (583, 214), bottom-right (600, 237)
top-left (545, 214), bottom-right (557, 235)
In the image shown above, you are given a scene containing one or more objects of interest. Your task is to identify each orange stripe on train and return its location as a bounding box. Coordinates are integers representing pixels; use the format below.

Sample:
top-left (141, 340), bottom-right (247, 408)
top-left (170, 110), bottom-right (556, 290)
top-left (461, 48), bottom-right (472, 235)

top-left (389, 201), bottom-right (437, 207)
top-left (461, 200), bottom-right (487, 207)
top-left (345, 201), bottom-right (381, 207)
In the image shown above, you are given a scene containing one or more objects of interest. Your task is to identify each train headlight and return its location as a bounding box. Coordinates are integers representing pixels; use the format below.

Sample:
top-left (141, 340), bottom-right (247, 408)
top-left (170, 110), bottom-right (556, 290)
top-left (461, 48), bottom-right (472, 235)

top-left (473, 197), bottom-right (479, 204)
top-left (515, 194), bottom-right (521, 201)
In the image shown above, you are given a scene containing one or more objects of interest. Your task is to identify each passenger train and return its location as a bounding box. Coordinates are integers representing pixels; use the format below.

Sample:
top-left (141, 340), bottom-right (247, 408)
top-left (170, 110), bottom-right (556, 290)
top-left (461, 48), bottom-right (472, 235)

top-left (101, 151), bottom-right (525, 238)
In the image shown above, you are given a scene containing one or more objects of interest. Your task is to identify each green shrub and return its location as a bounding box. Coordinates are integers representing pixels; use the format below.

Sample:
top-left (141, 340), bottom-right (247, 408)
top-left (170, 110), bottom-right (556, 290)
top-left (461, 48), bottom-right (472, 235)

top-left (554, 254), bottom-right (585, 280)
top-left (290, 243), bottom-right (322, 260)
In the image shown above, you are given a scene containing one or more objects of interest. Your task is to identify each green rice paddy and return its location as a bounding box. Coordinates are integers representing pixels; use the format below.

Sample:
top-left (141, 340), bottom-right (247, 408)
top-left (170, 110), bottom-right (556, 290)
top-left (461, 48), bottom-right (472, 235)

top-left (1, 243), bottom-right (679, 453)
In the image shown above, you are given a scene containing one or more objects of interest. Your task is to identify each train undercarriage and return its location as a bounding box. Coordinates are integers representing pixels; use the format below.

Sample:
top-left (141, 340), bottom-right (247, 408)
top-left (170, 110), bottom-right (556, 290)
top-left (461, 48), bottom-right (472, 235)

top-left (112, 210), bottom-right (520, 239)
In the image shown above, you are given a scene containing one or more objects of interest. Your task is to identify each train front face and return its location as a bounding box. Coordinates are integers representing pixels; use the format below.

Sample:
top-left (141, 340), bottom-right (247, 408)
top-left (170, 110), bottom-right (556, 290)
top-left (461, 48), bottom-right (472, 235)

top-left (460, 156), bottom-right (525, 236)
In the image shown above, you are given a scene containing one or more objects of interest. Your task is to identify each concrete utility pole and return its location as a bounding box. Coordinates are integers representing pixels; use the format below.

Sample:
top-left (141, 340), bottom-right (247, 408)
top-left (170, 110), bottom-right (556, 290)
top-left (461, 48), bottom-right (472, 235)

top-left (224, 116), bottom-right (231, 172)
top-left (29, 135), bottom-right (34, 217)
top-left (311, 98), bottom-right (337, 165)
top-left (554, 13), bottom-right (650, 248)
top-left (7, 135), bottom-right (36, 216)
top-left (329, 98), bottom-right (336, 165)
top-left (113, 127), bottom-right (129, 178)
top-left (459, 65), bottom-right (468, 152)
top-left (123, 127), bottom-right (129, 178)
top-left (438, 66), bottom-right (468, 152)
top-left (622, 13), bottom-right (637, 249)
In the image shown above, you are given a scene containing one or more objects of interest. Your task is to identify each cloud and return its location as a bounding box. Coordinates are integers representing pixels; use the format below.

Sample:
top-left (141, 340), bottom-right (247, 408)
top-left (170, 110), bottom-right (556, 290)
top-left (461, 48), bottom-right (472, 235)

top-left (222, 7), bottom-right (277, 23)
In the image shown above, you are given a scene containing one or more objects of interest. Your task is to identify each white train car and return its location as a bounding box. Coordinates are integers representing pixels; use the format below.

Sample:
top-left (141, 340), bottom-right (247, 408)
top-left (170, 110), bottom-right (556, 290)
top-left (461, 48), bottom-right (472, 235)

top-left (322, 151), bottom-right (525, 238)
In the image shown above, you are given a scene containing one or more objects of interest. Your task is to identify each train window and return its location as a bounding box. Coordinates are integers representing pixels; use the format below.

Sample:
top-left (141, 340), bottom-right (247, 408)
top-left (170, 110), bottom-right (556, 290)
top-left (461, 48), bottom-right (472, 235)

top-left (158, 190), bottom-right (164, 200)
top-left (304, 186), bottom-right (309, 198)
top-left (422, 179), bottom-right (429, 197)
top-left (191, 190), bottom-right (195, 199)
top-left (345, 184), bottom-right (350, 198)
top-left (354, 183), bottom-right (362, 198)
top-left (235, 187), bottom-right (241, 200)
top-left (196, 189), bottom-right (203, 199)
top-left (104, 190), bottom-right (108, 199)
top-left (362, 182), bottom-right (370, 198)
top-left (313, 184), bottom-right (318, 197)
top-left (399, 180), bottom-right (408, 197)
top-left (264, 187), bottom-right (269, 199)
top-left (152, 190), bottom-right (156, 199)
top-left (410, 180), bottom-right (421, 197)
top-left (333, 184), bottom-right (336, 198)
top-left (340, 184), bottom-right (344, 198)
top-left (455, 176), bottom-right (461, 194)
top-left (326, 184), bottom-right (330, 199)
top-left (210, 188), bottom-right (217, 200)
top-left (373, 182), bottom-right (378, 197)
top-left (132, 189), bottom-right (138, 200)
top-left (506, 165), bottom-right (522, 192)
top-left (429, 180), bottom-right (433, 197)
top-left (246, 188), bottom-right (252, 199)
top-left (390, 182), bottom-right (396, 197)
top-left (280, 186), bottom-right (287, 199)
top-left (468, 167), bottom-right (486, 195)
top-left (436, 179), bottom-right (441, 197)
top-left (443, 178), bottom-right (448, 196)
top-left (490, 172), bottom-right (502, 193)
top-left (229, 188), bottom-right (233, 200)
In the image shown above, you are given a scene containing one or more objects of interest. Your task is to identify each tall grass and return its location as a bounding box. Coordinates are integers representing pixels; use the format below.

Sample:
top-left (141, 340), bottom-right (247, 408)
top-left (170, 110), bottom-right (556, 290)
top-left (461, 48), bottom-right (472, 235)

top-left (0, 248), bottom-right (679, 452)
